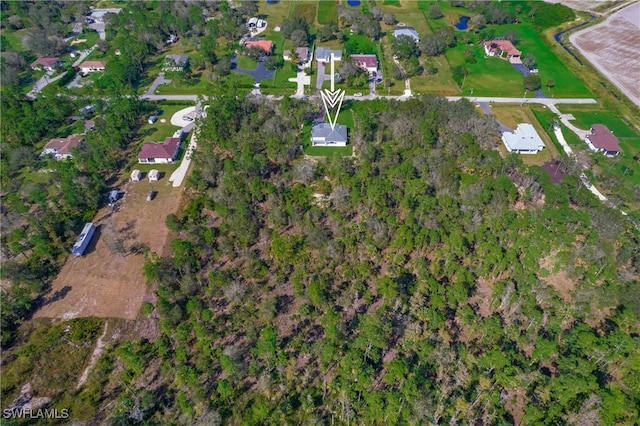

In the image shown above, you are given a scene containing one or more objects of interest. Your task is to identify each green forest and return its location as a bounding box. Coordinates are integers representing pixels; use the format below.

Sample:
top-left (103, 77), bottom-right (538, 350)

top-left (133, 85), bottom-right (639, 424)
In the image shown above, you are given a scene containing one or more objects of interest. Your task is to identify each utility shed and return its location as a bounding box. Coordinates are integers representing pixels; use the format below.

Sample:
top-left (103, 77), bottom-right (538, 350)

top-left (131, 170), bottom-right (141, 182)
top-left (149, 169), bottom-right (159, 182)
top-left (72, 223), bottom-right (96, 257)
top-left (501, 123), bottom-right (545, 154)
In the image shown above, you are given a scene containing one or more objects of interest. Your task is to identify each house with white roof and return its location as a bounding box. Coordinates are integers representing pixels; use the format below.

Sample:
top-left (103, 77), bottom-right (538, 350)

top-left (501, 123), bottom-right (545, 154)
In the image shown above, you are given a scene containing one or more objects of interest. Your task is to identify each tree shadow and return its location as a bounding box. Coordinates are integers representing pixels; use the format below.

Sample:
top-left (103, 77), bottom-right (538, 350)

top-left (45, 285), bottom-right (72, 305)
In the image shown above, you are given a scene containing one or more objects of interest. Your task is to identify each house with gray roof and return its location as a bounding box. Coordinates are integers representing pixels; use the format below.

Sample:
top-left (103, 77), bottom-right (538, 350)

top-left (311, 123), bottom-right (348, 146)
top-left (163, 54), bottom-right (189, 72)
top-left (315, 47), bottom-right (342, 63)
top-left (501, 123), bottom-right (545, 154)
top-left (393, 27), bottom-right (420, 43)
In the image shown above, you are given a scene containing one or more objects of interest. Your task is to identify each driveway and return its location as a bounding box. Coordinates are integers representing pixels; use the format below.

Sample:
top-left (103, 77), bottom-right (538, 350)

top-left (72, 46), bottom-right (96, 67)
top-left (478, 102), bottom-right (513, 133)
top-left (88, 22), bottom-right (106, 40)
top-left (170, 107), bottom-right (196, 127)
top-left (231, 55), bottom-right (274, 83)
top-left (144, 73), bottom-right (172, 97)
top-left (290, 68), bottom-right (311, 97)
top-left (27, 70), bottom-right (68, 99)
top-left (511, 63), bottom-right (545, 98)
top-left (316, 61), bottom-right (327, 90)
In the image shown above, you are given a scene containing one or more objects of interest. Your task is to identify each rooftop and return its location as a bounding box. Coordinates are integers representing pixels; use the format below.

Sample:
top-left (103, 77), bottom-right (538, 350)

top-left (484, 40), bottom-right (521, 56)
top-left (166, 54), bottom-right (189, 64)
top-left (350, 54), bottom-right (378, 69)
top-left (80, 60), bottom-right (106, 68)
top-left (312, 122), bottom-right (348, 143)
top-left (244, 39), bottom-right (274, 53)
top-left (315, 47), bottom-right (342, 62)
top-left (501, 123), bottom-right (545, 152)
top-left (31, 57), bottom-right (60, 68)
top-left (588, 124), bottom-right (621, 152)
top-left (44, 134), bottom-right (83, 156)
top-left (138, 137), bottom-right (181, 160)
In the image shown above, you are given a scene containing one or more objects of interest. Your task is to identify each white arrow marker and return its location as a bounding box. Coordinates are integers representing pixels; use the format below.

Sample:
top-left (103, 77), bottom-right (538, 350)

top-left (321, 52), bottom-right (345, 130)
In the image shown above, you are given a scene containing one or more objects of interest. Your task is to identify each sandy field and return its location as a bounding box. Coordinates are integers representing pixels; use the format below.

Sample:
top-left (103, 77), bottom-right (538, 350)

top-left (35, 176), bottom-right (182, 320)
top-left (569, 2), bottom-right (640, 107)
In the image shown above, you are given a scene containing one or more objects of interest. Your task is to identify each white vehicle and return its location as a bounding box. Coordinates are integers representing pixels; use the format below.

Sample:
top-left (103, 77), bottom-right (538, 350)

top-left (354, 93), bottom-right (363, 97)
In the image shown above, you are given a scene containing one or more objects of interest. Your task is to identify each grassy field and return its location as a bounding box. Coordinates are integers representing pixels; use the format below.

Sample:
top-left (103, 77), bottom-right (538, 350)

top-left (68, 30), bottom-right (100, 51)
top-left (317, 1), bottom-right (338, 26)
top-left (154, 72), bottom-right (214, 95)
top-left (1, 29), bottom-right (27, 52)
top-left (139, 104), bottom-right (189, 142)
top-left (410, 55), bottom-right (459, 96)
top-left (344, 32), bottom-right (378, 55)
top-left (293, 2), bottom-right (318, 25)
top-left (383, 0), bottom-right (401, 6)
top-left (236, 55), bottom-right (258, 70)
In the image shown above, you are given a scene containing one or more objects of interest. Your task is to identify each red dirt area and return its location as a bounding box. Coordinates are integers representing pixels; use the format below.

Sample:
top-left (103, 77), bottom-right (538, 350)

top-left (570, 2), bottom-right (640, 108)
top-left (541, 160), bottom-right (567, 184)
top-left (34, 178), bottom-right (183, 320)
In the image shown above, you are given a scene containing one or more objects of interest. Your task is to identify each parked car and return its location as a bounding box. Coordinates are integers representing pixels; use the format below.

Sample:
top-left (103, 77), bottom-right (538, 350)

top-left (148, 115), bottom-right (158, 124)
top-left (354, 93), bottom-right (363, 97)
top-left (182, 115), bottom-right (194, 122)
top-left (146, 190), bottom-right (156, 201)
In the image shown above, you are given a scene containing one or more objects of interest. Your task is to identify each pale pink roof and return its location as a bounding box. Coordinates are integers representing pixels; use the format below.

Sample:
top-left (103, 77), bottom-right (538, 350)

top-left (31, 57), bottom-right (60, 68)
top-left (484, 40), bottom-right (521, 56)
top-left (138, 137), bottom-right (180, 160)
top-left (44, 134), bottom-right (83, 155)
top-left (351, 54), bottom-right (378, 69)
top-left (80, 60), bottom-right (107, 68)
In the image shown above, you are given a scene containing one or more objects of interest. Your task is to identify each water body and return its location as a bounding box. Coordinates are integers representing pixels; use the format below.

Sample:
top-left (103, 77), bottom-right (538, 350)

top-left (455, 16), bottom-right (470, 30)
top-left (266, 0), bottom-right (280, 4)
top-left (347, 0), bottom-right (361, 7)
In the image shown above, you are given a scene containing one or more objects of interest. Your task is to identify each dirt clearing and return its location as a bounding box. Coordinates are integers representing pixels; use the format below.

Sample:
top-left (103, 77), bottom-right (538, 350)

top-left (570, 2), bottom-right (640, 107)
top-left (34, 177), bottom-right (183, 320)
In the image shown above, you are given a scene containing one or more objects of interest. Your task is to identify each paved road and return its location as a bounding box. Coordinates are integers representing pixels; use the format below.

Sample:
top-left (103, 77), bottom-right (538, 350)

top-left (72, 46), bottom-right (96, 67)
top-left (27, 71), bottom-right (68, 99)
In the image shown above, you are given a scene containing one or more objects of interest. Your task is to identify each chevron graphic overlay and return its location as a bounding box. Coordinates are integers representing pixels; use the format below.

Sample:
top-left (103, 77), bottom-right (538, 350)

top-left (321, 52), bottom-right (345, 130)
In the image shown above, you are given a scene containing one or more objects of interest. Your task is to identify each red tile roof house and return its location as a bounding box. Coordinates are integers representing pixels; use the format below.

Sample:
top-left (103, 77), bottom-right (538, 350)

top-left (243, 39), bottom-right (274, 53)
top-left (41, 134), bottom-right (83, 160)
top-left (585, 124), bottom-right (621, 157)
top-left (483, 40), bottom-right (521, 63)
top-left (31, 57), bottom-right (62, 72)
top-left (350, 54), bottom-right (378, 74)
top-left (138, 137), bottom-right (181, 164)
top-left (79, 60), bottom-right (106, 74)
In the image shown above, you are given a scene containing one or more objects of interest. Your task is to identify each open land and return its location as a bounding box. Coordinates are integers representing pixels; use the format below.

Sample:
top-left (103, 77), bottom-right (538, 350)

top-left (34, 174), bottom-right (183, 320)
top-left (570, 2), bottom-right (640, 107)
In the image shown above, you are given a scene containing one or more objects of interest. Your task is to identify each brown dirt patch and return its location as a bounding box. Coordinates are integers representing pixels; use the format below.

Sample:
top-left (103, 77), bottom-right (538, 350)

top-left (503, 387), bottom-right (527, 426)
top-left (34, 178), bottom-right (183, 320)
top-left (544, 270), bottom-right (575, 303)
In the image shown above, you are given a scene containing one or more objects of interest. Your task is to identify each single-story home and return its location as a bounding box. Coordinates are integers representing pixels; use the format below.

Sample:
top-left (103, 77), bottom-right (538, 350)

top-left (501, 123), bottom-right (545, 154)
top-left (315, 47), bottom-right (342, 63)
top-left (283, 47), bottom-right (311, 63)
top-left (42, 134), bottom-right (84, 160)
top-left (350, 54), bottom-right (378, 74)
top-left (31, 57), bottom-right (62, 71)
top-left (138, 137), bottom-right (181, 164)
top-left (585, 124), bottom-right (621, 157)
top-left (163, 54), bottom-right (189, 72)
top-left (244, 39), bottom-right (274, 53)
top-left (79, 60), bottom-right (106, 74)
top-left (148, 169), bottom-right (159, 182)
top-left (311, 122), bottom-right (348, 147)
top-left (483, 40), bottom-right (521, 62)
top-left (393, 27), bottom-right (420, 43)
top-left (131, 169), bottom-right (141, 182)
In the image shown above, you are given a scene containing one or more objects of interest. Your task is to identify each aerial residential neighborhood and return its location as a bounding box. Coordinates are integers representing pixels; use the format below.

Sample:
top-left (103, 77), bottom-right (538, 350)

top-left (1, 1), bottom-right (639, 425)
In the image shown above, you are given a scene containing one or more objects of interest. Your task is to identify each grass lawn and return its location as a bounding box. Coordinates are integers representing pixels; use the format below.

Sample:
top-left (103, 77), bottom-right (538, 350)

top-left (317, 1), bottom-right (338, 26)
top-left (380, 1), bottom-right (433, 36)
top-left (497, 23), bottom-right (591, 98)
top-left (344, 32), bottom-right (378, 55)
top-left (257, 1), bottom-right (293, 38)
top-left (236, 55), bottom-right (258, 70)
top-left (379, 38), bottom-right (406, 96)
top-left (491, 105), bottom-right (559, 165)
top-left (139, 104), bottom-right (189, 143)
top-left (154, 72), bottom-right (214, 95)
top-left (383, 0), bottom-right (401, 6)
top-left (68, 31), bottom-right (100, 51)
top-left (410, 55), bottom-right (459, 96)
top-left (1, 29), bottom-right (27, 52)
top-left (293, 2), bottom-right (317, 26)
top-left (446, 44), bottom-right (526, 96)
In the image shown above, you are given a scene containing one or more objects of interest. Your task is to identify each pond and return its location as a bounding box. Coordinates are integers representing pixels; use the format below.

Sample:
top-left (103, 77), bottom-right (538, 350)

top-left (266, 0), bottom-right (280, 4)
top-left (455, 15), bottom-right (470, 30)
top-left (347, 0), bottom-right (361, 6)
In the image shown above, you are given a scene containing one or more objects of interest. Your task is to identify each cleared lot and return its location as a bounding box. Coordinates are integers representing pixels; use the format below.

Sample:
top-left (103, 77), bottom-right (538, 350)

top-left (570, 2), bottom-right (640, 107)
top-left (34, 177), bottom-right (182, 320)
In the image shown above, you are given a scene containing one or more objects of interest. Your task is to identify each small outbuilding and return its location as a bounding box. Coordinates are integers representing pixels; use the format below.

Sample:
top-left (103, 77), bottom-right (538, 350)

top-left (148, 115), bottom-right (157, 124)
top-left (148, 169), bottom-right (159, 182)
top-left (131, 169), bottom-right (141, 182)
top-left (72, 223), bottom-right (96, 257)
